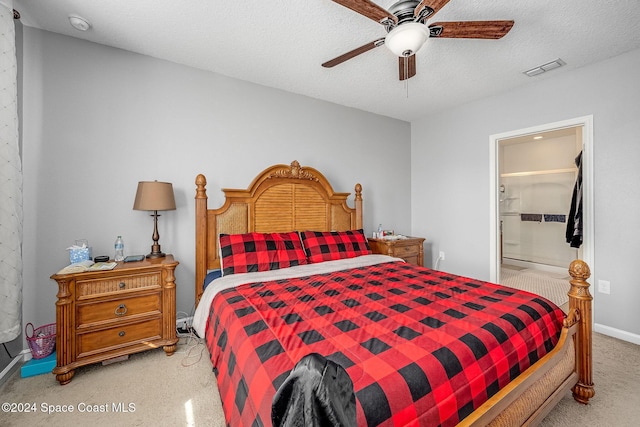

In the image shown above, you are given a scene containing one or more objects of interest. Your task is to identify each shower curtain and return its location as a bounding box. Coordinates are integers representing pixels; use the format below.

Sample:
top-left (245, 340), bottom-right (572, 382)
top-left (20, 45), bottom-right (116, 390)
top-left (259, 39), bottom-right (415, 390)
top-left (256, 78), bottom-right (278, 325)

top-left (0, 0), bottom-right (23, 343)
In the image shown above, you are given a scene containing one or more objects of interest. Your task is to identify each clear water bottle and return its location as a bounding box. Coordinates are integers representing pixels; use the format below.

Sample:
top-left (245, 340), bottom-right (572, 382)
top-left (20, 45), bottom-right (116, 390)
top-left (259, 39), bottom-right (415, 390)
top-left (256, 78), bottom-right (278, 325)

top-left (377, 224), bottom-right (383, 238)
top-left (114, 236), bottom-right (124, 261)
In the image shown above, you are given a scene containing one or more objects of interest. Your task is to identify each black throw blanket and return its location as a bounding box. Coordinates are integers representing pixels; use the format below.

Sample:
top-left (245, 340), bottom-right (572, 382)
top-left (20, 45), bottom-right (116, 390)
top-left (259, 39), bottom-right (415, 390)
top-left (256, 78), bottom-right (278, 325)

top-left (272, 353), bottom-right (356, 427)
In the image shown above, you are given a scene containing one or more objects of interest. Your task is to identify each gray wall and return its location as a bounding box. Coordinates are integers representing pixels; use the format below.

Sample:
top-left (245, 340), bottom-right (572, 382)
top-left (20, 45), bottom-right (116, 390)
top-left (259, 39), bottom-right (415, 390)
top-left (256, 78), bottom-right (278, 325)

top-left (19, 28), bottom-right (412, 331)
top-left (411, 48), bottom-right (640, 342)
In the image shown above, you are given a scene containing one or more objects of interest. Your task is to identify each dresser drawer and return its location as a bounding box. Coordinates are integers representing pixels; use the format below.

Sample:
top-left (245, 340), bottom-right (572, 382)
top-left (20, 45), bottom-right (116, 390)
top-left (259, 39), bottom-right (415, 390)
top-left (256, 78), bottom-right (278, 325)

top-left (77, 292), bottom-right (161, 327)
top-left (78, 318), bottom-right (162, 357)
top-left (76, 272), bottom-right (162, 299)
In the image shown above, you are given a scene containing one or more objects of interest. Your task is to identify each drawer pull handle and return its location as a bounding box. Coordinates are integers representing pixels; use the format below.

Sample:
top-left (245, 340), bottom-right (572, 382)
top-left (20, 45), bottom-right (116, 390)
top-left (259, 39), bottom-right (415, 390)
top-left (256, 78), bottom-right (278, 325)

top-left (119, 331), bottom-right (125, 337)
top-left (115, 304), bottom-right (128, 316)
top-left (119, 282), bottom-right (126, 289)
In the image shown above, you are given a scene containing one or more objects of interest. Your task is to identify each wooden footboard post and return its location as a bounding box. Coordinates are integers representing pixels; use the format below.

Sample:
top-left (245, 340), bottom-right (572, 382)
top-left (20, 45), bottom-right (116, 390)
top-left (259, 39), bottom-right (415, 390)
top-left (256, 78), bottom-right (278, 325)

top-left (568, 259), bottom-right (595, 404)
top-left (195, 174), bottom-right (208, 305)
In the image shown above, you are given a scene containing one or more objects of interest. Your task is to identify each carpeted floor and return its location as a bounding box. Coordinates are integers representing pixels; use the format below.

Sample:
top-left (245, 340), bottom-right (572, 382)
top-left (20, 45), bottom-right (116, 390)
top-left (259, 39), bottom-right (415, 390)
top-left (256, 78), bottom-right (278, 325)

top-left (500, 265), bottom-right (571, 310)
top-left (2, 331), bottom-right (639, 426)
top-left (1, 336), bottom-right (224, 426)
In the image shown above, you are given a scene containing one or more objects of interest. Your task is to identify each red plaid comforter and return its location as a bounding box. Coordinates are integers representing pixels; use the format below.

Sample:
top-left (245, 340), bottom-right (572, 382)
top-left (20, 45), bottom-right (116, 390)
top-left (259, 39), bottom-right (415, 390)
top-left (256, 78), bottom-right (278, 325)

top-left (204, 260), bottom-right (565, 426)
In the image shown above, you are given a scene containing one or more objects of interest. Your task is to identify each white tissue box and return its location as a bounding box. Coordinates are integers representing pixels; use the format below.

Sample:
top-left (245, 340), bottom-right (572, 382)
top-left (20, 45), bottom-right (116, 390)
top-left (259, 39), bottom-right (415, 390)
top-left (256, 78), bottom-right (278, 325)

top-left (69, 247), bottom-right (92, 263)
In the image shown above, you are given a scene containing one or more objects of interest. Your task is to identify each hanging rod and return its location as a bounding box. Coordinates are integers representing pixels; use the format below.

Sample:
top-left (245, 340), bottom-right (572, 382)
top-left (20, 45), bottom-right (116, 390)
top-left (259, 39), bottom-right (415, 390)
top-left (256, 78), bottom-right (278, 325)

top-left (500, 167), bottom-right (576, 178)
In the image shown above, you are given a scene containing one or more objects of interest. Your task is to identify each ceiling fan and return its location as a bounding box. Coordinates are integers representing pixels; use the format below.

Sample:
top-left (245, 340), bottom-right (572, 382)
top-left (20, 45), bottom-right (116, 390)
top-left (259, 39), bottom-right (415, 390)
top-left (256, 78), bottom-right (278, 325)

top-left (322, 0), bottom-right (514, 80)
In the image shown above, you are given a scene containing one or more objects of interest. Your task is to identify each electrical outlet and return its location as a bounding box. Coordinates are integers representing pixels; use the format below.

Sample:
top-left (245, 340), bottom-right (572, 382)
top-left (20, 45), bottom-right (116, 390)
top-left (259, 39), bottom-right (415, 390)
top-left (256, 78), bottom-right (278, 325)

top-left (598, 280), bottom-right (610, 294)
top-left (439, 251), bottom-right (445, 260)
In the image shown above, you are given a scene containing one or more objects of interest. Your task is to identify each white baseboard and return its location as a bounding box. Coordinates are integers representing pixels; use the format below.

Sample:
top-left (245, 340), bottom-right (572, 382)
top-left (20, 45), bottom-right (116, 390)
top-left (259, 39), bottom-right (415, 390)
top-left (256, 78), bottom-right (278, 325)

top-left (594, 323), bottom-right (640, 345)
top-left (0, 349), bottom-right (31, 386)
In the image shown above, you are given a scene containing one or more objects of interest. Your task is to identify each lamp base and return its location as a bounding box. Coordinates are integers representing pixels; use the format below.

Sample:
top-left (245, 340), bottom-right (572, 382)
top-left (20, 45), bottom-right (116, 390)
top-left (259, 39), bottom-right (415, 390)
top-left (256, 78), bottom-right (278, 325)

top-left (146, 251), bottom-right (166, 259)
top-left (145, 212), bottom-right (168, 259)
top-left (146, 241), bottom-right (166, 259)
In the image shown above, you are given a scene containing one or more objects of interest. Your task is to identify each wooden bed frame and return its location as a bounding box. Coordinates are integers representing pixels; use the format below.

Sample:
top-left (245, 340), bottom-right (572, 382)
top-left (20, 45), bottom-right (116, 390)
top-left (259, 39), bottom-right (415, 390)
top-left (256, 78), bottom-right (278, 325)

top-left (195, 160), bottom-right (594, 426)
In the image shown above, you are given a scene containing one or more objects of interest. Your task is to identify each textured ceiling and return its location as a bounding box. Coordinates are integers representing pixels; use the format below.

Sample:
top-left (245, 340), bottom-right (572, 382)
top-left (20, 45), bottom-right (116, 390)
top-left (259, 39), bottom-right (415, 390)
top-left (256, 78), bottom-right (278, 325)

top-left (14, 0), bottom-right (640, 121)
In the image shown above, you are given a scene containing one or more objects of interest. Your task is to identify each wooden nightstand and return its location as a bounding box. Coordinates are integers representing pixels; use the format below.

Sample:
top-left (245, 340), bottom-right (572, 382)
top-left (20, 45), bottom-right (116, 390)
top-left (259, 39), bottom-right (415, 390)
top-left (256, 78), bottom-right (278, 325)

top-left (50, 255), bottom-right (179, 385)
top-left (368, 237), bottom-right (426, 266)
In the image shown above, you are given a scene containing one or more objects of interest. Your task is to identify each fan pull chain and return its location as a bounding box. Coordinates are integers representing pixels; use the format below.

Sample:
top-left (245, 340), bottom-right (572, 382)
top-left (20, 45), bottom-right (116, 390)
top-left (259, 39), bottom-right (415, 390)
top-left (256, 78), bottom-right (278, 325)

top-left (404, 55), bottom-right (410, 98)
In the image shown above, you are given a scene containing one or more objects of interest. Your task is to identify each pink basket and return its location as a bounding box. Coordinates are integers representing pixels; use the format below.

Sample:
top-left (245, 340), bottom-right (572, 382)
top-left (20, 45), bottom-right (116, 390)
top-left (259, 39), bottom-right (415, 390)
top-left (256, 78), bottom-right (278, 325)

top-left (25, 322), bottom-right (56, 359)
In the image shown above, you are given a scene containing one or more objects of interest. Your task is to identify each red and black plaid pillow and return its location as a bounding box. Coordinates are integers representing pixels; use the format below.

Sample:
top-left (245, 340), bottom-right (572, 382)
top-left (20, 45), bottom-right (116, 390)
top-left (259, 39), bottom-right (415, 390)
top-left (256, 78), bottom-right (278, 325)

top-left (299, 229), bottom-right (371, 263)
top-left (219, 232), bottom-right (307, 276)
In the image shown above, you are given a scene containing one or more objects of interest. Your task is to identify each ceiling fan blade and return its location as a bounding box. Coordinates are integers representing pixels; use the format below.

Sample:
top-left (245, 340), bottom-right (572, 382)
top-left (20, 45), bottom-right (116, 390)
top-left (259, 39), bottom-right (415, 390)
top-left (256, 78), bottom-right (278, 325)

top-left (429, 20), bottom-right (514, 39)
top-left (399, 55), bottom-right (417, 81)
top-left (331, 0), bottom-right (397, 25)
top-left (415, 0), bottom-right (451, 19)
top-left (322, 38), bottom-right (385, 68)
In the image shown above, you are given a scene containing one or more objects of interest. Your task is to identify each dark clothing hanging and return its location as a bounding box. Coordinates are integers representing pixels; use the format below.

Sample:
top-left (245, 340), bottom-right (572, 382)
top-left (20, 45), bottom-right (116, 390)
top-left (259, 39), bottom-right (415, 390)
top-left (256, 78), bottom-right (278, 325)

top-left (566, 151), bottom-right (583, 248)
top-left (272, 353), bottom-right (356, 427)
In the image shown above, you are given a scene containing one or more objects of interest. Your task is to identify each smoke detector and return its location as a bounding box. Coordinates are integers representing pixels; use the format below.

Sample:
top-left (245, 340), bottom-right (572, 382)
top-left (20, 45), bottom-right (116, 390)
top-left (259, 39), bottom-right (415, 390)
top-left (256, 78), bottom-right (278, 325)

top-left (68, 15), bottom-right (91, 31)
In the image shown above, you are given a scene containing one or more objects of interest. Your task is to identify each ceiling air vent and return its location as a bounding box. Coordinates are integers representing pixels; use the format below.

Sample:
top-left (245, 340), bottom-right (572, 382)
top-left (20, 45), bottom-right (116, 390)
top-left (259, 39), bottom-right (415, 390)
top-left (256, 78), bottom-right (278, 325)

top-left (523, 59), bottom-right (566, 77)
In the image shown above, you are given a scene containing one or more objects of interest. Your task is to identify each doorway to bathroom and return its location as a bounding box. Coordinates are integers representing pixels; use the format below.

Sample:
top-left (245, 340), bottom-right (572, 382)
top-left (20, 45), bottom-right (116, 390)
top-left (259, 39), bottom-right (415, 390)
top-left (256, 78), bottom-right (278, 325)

top-left (489, 116), bottom-right (594, 299)
top-left (499, 126), bottom-right (582, 270)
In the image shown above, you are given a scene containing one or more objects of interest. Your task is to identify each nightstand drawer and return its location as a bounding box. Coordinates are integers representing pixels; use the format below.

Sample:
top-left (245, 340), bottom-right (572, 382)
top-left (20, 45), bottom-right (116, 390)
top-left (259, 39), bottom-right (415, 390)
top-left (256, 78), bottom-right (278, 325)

top-left (76, 272), bottom-right (162, 299)
top-left (394, 244), bottom-right (419, 257)
top-left (368, 237), bottom-right (425, 266)
top-left (76, 292), bottom-right (161, 327)
top-left (401, 254), bottom-right (419, 265)
top-left (78, 318), bottom-right (162, 356)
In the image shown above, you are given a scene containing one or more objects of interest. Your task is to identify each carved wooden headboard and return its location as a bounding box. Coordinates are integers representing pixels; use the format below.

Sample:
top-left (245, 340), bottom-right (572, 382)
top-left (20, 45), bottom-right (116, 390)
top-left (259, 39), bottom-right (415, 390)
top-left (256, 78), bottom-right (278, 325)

top-left (195, 160), bottom-right (363, 304)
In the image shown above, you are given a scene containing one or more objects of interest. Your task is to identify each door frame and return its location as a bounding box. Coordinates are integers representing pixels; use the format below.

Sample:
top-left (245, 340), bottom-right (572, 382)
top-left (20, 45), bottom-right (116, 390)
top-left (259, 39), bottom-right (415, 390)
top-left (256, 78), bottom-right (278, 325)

top-left (489, 116), bottom-right (594, 283)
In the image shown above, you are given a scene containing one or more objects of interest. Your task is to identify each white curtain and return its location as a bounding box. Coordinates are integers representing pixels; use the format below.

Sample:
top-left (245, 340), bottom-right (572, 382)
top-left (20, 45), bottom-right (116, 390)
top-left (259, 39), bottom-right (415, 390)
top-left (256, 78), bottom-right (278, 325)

top-left (0, 0), bottom-right (23, 344)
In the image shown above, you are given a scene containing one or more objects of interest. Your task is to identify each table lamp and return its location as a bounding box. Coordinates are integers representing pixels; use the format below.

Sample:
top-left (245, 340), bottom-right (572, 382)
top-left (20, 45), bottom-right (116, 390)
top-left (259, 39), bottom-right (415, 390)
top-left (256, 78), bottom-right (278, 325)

top-left (133, 181), bottom-right (176, 258)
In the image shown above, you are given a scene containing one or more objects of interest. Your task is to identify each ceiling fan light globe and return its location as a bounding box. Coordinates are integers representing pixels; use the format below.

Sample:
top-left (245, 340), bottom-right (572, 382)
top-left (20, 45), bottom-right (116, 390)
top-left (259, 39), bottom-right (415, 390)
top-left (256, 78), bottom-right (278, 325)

top-left (385, 22), bottom-right (429, 57)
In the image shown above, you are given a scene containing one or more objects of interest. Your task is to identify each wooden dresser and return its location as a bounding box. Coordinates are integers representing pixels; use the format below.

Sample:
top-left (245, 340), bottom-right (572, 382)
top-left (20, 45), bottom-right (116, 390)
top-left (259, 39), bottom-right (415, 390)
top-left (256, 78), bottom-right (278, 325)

top-left (368, 237), bottom-right (426, 266)
top-left (50, 255), bottom-right (179, 385)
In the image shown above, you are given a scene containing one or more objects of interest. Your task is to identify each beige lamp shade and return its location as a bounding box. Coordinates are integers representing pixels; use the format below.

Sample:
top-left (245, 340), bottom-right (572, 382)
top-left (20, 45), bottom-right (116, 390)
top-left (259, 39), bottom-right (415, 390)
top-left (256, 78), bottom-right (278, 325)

top-left (133, 181), bottom-right (176, 258)
top-left (133, 181), bottom-right (176, 211)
